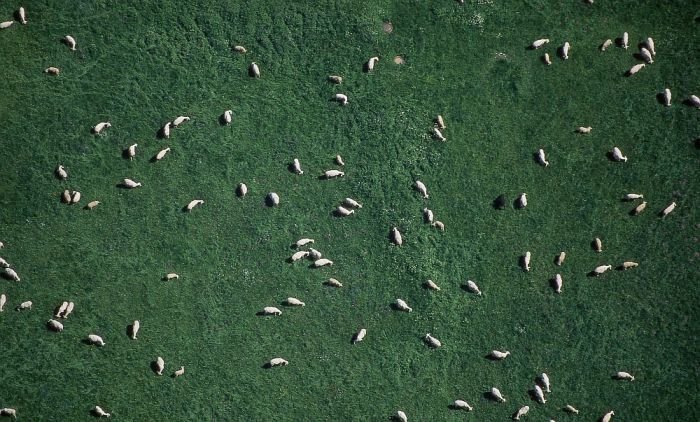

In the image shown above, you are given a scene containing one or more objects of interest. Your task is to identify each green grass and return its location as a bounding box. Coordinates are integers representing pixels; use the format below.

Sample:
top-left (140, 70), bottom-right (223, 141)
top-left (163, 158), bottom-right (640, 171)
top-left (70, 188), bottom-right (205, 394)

top-left (0, 0), bottom-right (698, 420)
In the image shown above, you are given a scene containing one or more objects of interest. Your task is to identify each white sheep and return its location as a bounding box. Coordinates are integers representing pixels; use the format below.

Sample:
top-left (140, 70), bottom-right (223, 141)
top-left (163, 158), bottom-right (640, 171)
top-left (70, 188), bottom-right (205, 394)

top-left (127, 143), bottom-right (137, 160)
top-left (64, 35), bottom-right (77, 50)
top-left (166, 273), bottom-right (179, 280)
top-left (155, 356), bottom-right (165, 375)
top-left (233, 45), bottom-right (247, 54)
top-left (627, 63), bottom-right (645, 76)
top-left (45, 67), bottom-right (60, 75)
top-left (522, 251), bottom-right (531, 271)
top-left (489, 350), bottom-right (510, 360)
top-left (453, 400), bottom-right (472, 411)
top-left (324, 278), bottom-right (343, 287)
top-left (308, 248), bottom-right (322, 260)
top-left (662, 88), bottom-right (671, 107)
top-left (343, 198), bottom-right (362, 209)
top-left (390, 227), bottom-right (403, 246)
top-left (600, 39), bottom-right (613, 51)
top-left (0, 408), bottom-right (17, 418)
top-left (263, 306), bottom-right (282, 316)
top-left (576, 126), bottom-right (592, 134)
top-left (92, 122), bottom-right (111, 134)
top-left (593, 265), bottom-right (612, 275)
top-left (266, 192), bottom-right (280, 206)
top-left (553, 273), bottom-right (563, 293)
top-left (186, 199), bottom-right (204, 211)
top-left (622, 261), bottom-right (639, 269)
top-left (534, 385), bottom-right (546, 404)
top-left (122, 178), bottom-right (142, 188)
top-left (414, 180), bottom-right (429, 198)
top-left (292, 158), bottom-right (303, 175)
top-left (295, 238), bottom-right (314, 247)
top-left (313, 259), bottom-right (333, 267)
top-left (517, 193), bottom-right (528, 209)
top-left (561, 41), bottom-right (571, 59)
top-left (55, 301), bottom-right (68, 318)
top-left (353, 328), bottom-right (367, 344)
top-left (531, 38), bottom-right (549, 49)
top-left (268, 357), bottom-right (288, 367)
top-left (543, 53), bottom-right (552, 65)
top-left (324, 169), bottom-right (345, 178)
top-left (93, 406), bottom-right (111, 417)
top-left (174, 366), bottom-right (185, 377)
top-left (614, 371), bottom-right (635, 381)
top-left (623, 193), bottom-right (644, 200)
top-left (88, 334), bottom-right (105, 346)
top-left (334, 93), bottom-right (348, 105)
top-left (423, 208), bottom-right (434, 223)
top-left (646, 37), bottom-right (655, 55)
top-left (47, 319), bottom-right (64, 332)
top-left (56, 165), bottom-right (68, 179)
top-left (0, 294), bottom-right (6, 312)
top-left (161, 121), bottom-right (171, 138)
top-left (466, 280), bottom-right (482, 296)
top-left (564, 404), bottom-right (579, 414)
top-left (0, 21), bottom-right (13, 29)
top-left (394, 298), bottom-right (412, 312)
top-left (661, 202), bottom-right (676, 217)
top-left (18, 7), bottom-right (27, 24)
top-left (490, 387), bottom-right (506, 402)
top-left (285, 297), bottom-right (305, 307)
top-left (4, 268), bottom-right (20, 281)
top-left (537, 149), bottom-right (549, 166)
top-left (290, 251), bottom-right (309, 262)
top-left (611, 147), bottom-right (628, 162)
top-left (61, 190), bottom-right (71, 203)
top-left (249, 62), bottom-right (260, 78)
top-left (71, 191), bottom-right (81, 204)
top-left (0, 257), bottom-right (8, 268)
top-left (237, 183), bottom-right (248, 197)
top-left (632, 201), bottom-right (647, 215)
top-left (131, 320), bottom-right (140, 339)
top-left (395, 410), bottom-right (408, 422)
top-left (539, 373), bottom-right (551, 392)
top-left (63, 302), bottom-right (74, 318)
top-left (172, 116), bottom-right (190, 127)
top-left (223, 110), bottom-right (233, 124)
top-left (513, 405), bottom-right (530, 420)
top-left (435, 115), bottom-right (446, 129)
top-left (335, 206), bottom-right (354, 217)
top-left (328, 75), bottom-right (343, 84)
top-left (594, 237), bottom-right (603, 252)
top-left (155, 147), bottom-right (171, 161)
top-left (639, 47), bottom-right (653, 64)
top-left (601, 410), bottom-right (615, 422)
top-left (424, 333), bottom-right (441, 348)
top-left (367, 56), bottom-right (379, 71)
top-left (335, 154), bottom-right (345, 165)
top-left (622, 32), bottom-right (629, 49)
top-left (424, 280), bottom-right (441, 291)
top-left (432, 127), bottom-right (446, 141)
top-left (87, 200), bottom-right (101, 210)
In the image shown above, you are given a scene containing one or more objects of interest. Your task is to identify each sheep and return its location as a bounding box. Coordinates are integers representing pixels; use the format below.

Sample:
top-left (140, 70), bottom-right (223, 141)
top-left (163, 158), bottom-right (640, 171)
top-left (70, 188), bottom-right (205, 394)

top-left (576, 126), bottom-right (592, 134)
top-left (395, 410), bottom-right (408, 422)
top-left (553, 274), bottom-right (563, 293)
top-left (236, 183), bottom-right (248, 197)
top-left (390, 227), bottom-right (403, 246)
top-left (646, 37), bottom-right (656, 56)
top-left (127, 143), bottom-right (137, 160)
top-left (64, 35), bottom-right (77, 50)
top-left (290, 251), bottom-right (309, 262)
top-left (122, 178), bottom-right (142, 188)
top-left (522, 251), bottom-right (531, 271)
top-left (93, 406), bottom-right (111, 417)
top-left (155, 356), bottom-right (165, 375)
top-left (161, 121), bottom-right (171, 138)
top-left (622, 32), bottom-right (629, 49)
top-left (324, 278), bottom-right (343, 287)
top-left (62, 190), bottom-right (71, 203)
top-left (424, 279), bottom-right (441, 290)
top-left (343, 198), bottom-right (362, 209)
top-left (313, 259), bottom-right (333, 267)
top-left (564, 404), bottom-right (579, 414)
top-left (88, 334), bottom-right (105, 346)
top-left (223, 109), bottom-right (233, 124)
top-left (335, 155), bottom-right (345, 166)
top-left (489, 350), bottom-right (510, 360)
top-left (614, 371), bottom-right (635, 381)
top-left (0, 408), bottom-right (16, 418)
top-left (662, 88), bottom-right (672, 107)
top-left (432, 127), bottom-right (446, 141)
top-left (594, 237), bottom-right (603, 253)
top-left (292, 158), bottom-right (303, 175)
top-left (534, 385), bottom-right (546, 404)
top-left (0, 294), bottom-right (6, 312)
top-left (423, 208), bottom-right (434, 224)
top-left (593, 265), bottom-right (612, 275)
top-left (0, 257), bottom-right (8, 268)
top-left (324, 169), bottom-right (345, 178)
top-left (266, 192), bottom-right (280, 206)
top-left (0, 241), bottom-right (4, 248)
top-left (622, 261), bottom-right (639, 269)
top-left (47, 319), bottom-right (64, 332)
top-left (424, 333), bottom-right (442, 348)
top-left (249, 62), bottom-right (260, 78)
top-left (623, 193), bottom-right (644, 200)
top-left (353, 328), bottom-right (367, 344)
top-left (334, 93), bottom-right (349, 105)
top-left (661, 202), bottom-right (676, 217)
top-left (639, 47), bottom-right (653, 64)
top-left (394, 298), bottom-right (412, 312)
top-left (600, 39), bottom-right (613, 51)
top-left (601, 410), bottom-right (615, 422)
top-left (155, 147), bottom-right (171, 161)
top-left (172, 116), bottom-right (190, 127)
top-left (687, 95), bottom-right (700, 108)
top-left (414, 180), bottom-right (429, 198)
top-left (131, 320), bottom-right (140, 339)
top-left (268, 357), bottom-right (288, 367)
top-left (186, 199), bottom-right (204, 211)
top-left (165, 273), bottom-right (179, 280)
top-left (452, 400), bottom-right (473, 411)
top-left (632, 201), bottom-right (647, 215)
top-left (513, 405), bottom-right (530, 420)
top-left (517, 193), bottom-right (528, 209)
top-left (432, 221), bottom-right (445, 231)
top-left (45, 66), bottom-right (61, 75)
top-left (56, 165), bottom-right (68, 180)
top-left (233, 45), bottom-right (247, 53)
top-left (18, 7), bottom-right (27, 24)
top-left (539, 373), bottom-right (551, 392)
top-left (71, 191), bottom-right (81, 204)
top-left (86, 200), bottom-right (101, 210)
top-left (435, 115), bottom-right (446, 129)
top-left (561, 41), bottom-right (571, 59)
top-left (55, 301), bottom-right (68, 318)
top-left (174, 366), bottom-right (185, 377)
top-left (0, 21), bottom-right (14, 29)
top-left (543, 53), bottom-right (551, 65)
top-left (627, 63), bottom-right (645, 76)
top-left (328, 75), bottom-right (343, 84)
top-left (367, 56), bottom-right (380, 71)
top-left (537, 149), bottom-right (549, 166)
top-left (530, 38), bottom-right (549, 49)
top-left (308, 248), bottom-right (322, 260)
top-left (285, 297), bottom-right (305, 307)
top-left (490, 387), bottom-right (506, 402)
top-left (92, 122), bottom-right (111, 134)
top-left (335, 206), bottom-right (354, 217)
top-left (4, 268), bottom-right (20, 281)
top-left (466, 280), bottom-right (482, 296)
top-left (262, 306), bottom-right (282, 316)
top-left (62, 302), bottom-right (74, 318)
top-left (611, 147), bottom-right (628, 162)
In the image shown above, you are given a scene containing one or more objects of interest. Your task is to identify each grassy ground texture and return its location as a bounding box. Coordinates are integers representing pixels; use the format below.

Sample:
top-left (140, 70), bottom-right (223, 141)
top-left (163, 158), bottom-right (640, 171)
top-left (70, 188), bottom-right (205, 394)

top-left (0, 0), bottom-right (698, 420)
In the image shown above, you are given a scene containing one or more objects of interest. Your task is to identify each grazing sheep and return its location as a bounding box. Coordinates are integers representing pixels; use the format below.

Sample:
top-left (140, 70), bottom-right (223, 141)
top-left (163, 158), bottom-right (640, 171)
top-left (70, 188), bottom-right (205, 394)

top-left (268, 358), bottom-right (288, 367)
top-left (614, 371), bottom-right (635, 381)
top-left (295, 238), bottom-right (314, 247)
top-left (343, 198), bottom-right (362, 209)
top-left (0, 408), bottom-right (16, 418)
top-left (593, 265), bottom-right (612, 275)
top-left (622, 261), bottom-right (639, 269)
top-left (263, 306), bottom-right (282, 316)
top-left (4, 268), bottom-right (20, 281)
top-left (414, 180), bottom-right (429, 198)
top-left (553, 274), bottom-right (563, 293)
top-left (155, 147), bottom-right (171, 161)
top-left (539, 373), bottom-right (551, 392)
top-left (639, 47), bottom-right (653, 64)
top-left (334, 93), bottom-right (349, 105)
top-left (622, 32), bottom-right (629, 49)
top-left (292, 158), bottom-right (303, 175)
top-left (424, 333), bottom-right (442, 348)
top-left (453, 400), bottom-right (473, 411)
top-left (47, 319), bottom-right (64, 332)
top-left (88, 334), bottom-right (105, 346)
top-left (18, 7), bottom-right (27, 24)
top-left (285, 297), bottom-right (305, 307)
top-left (646, 37), bottom-right (656, 56)
top-left (601, 410), bottom-right (615, 422)
top-left (0, 294), bottom-right (6, 312)
top-left (174, 366), bottom-right (185, 377)
top-left (662, 88), bottom-right (672, 106)
top-left (435, 115), bottom-right (446, 129)
top-left (522, 251), bottom-right (531, 271)
top-left (395, 410), bottom-right (408, 422)
top-left (86, 200), bottom-right (100, 210)
top-left (166, 273), bottom-right (179, 280)
top-left (367, 56), bottom-right (380, 71)
top-left (62, 302), bottom-right (74, 318)
top-left (186, 199), bottom-right (204, 211)
top-left (632, 201), bottom-right (647, 215)
top-left (564, 405), bottom-right (579, 414)
top-left (353, 328), bottom-right (367, 344)
top-left (466, 280), bottom-right (482, 296)
top-left (172, 116), bottom-right (190, 127)
top-left (432, 221), bottom-right (445, 231)
top-left (531, 38), bottom-right (549, 49)
top-left (249, 62), bottom-right (260, 78)
top-left (335, 206), bottom-right (354, 217)
top-left (611, 147), bottom-right (628, 162)
top-left (131, 320), bottom-right (140, 339)
top-left (513, 405), bottom-right (530, 420)
top-left (0, 257), bottom-right (8, 268)
top-left (93, 406), bottom-right (110, 417)
top-left (687, 95), bottom-right (700, 108)
top-left (93, 122), bottom-right (111, 134)
top-left (291, 251), bottom-right (309, 262)
top-left (432, 127), bottom-right (446, 141)
top-left (16, 301), bottom-right (32, 311)
top-left (328, 75), bottom-right (343, 84)
top-left (623, 193), bottom-right (644, 200)
top-left (233, 45), bottom-right (247, 53)
top-left (543, 53), bottom-right (551, 65)
top-left (308, 248), bottom-right (322, 260)
top-left (424, 279), bottom-right (441, 291)
top-left (161, 121), bottom-right (171, 138)
top-left (517, 193), bottom-right (528, 209)
top-left (423, 208), bottom-right (434, 223)
top-left (313, 258), bottom-right (333, 267)
top-left (576, 126), bottom-right (592, 134)
top-left (223, 109), bottom-right (233, 124)
top-left (62, 190), bottom-right (71, 203)
top-left (394, 298), bottom-right (412, 312)
top-left (237, 183), bottom-right (248, 197)
top-left (390, 227), bottom-right (403, 246)
top-left (324, 278), bottom-right (343, 287)
top-left (600, 39), bottom-right (613, 51)
top-left (627, 63), bottom-right (645, 76)
top-left (266, 192), bottom-right (280, 206)
top-left (537, 149), bottom-right (549, 166)
top-left (661, 202), bottom-right (676, 217)
top-left (0, 241), bottom-right (3, 248)
top-left (64, 35), bottom-right (77, 50)
top-left (534, 385), bottom-right (546, 404)
top-left (56, 165), bottom-right (68, 179)
top-left (45, 67), bottom-right (60, 75)
top-left (490, 387), bottom-right (506, 402)
top-left (489, 350), bottom-right (510, 360)
top-left (155, 356), bottom-right (165, 375)
top-left (594, 237), bottom-right (603, 252)
top-left (122, 178), bottom-right (142, 188)
top-left (0, 21), bottom-right (14, 29)
top-left (127, 143), bottom-right (137, 160)
top-left (335, 154), bottom-right (345, 165)
top-left (561, 41), bottom-right (571, 59)
top-left (55, 301), bottom-right (68, 318)
top-left (71, 191), bottom-right (81, 204)
top-left (324, 169), bottom-right (345, 178)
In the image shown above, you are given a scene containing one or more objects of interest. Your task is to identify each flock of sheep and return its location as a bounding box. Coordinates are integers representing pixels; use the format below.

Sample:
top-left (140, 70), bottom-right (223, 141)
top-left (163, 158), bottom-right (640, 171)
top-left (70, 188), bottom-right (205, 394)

top-left (0, 4), bottom-right (694, 421)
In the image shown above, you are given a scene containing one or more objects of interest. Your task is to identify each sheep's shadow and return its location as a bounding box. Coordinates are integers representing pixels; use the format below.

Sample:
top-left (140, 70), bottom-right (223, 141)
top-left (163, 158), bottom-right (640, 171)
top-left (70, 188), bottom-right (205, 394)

top-left (493, 195), bottom-right (507, 210)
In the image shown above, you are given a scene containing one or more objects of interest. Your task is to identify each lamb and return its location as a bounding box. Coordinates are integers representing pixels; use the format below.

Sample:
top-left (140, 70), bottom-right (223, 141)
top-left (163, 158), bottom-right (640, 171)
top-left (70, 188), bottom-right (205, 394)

top-left (627, 63), bottom-right (645, 76)
top-left (564, 405), bottom-right (579, 414)
top-left (93, 406), bottom-right (111, 417)
top-left (266, 192), bottom-right (280, 206)
top-left (0, 294), bottom-right (6, 312)
top-left (353, 328), bottom-right (367, 344)
top-left (611, 147), bottom-right (628, 162)
top-left (632, 201), bottom-right (647, 215)
top-left (553, 273), bottom-right (563, 293)
top-left (533, 385), bottom-right (546, 404)
top-left (186, 199), bottom-right (204, 211)
top-left (290, 251), bottom-right (309, 262)
top-left (236, 183), bottom-right (248, 197)
top-left (268, 358), bottom-right (288, 367)
top-left (284, 297), bottom-right (305, 307)
top-left (249, 62), bottom-right (260, 78)
top-left (414, 180), bottom-right (429, 198)
top-left (64, 35), bottom-right (77, 50)
top-left (489, 350), bottom-right (510, 360)
top-left (343, 198), bottom-right (362, 209)
top-left (366, 56), bottom-right (380, 71)
top-left (127, 143), bottom-right (137, 160)
top-left (593, 265), bottom-right (612, 275)
top-left (223, 110), bottom-right (233, 124)
top-left (530, 38), bottom-right (549, 49)
top-left (424, 280), bottom-right (441, 291)
top-left (131, 320), bottom-right (140, 339)
top-left (56, 165), bottom-right (68, 179)
top-left (513, 405), bottom-right (530, 420)
top-left (88, 334), bottom-right (105, 346)
top-left (155, 147), bottom-right (171, 161)
top-left (172, 116), bottom-right (190, 127)
top-left (47, 319), bottom-right (64, 332)
top-left (86, 200), bottom-right (101, 210)
top-left (490, 387), bottom-right (506, 402)
top-left (174, 366), bottom-right (185, 377)
top-left (4, 268), bottom-right (20, 281)
top-left (394, 298), bottom-right (412, 312)
top-left (324, 278), bottom-right (343, 287)
top-left (522, 251), bottom-right (531, 271)
top-left (155, 357), bottom-right (165, 375)
top-left (424, 333), bottom-right (442, 348)
top-left (465, 280), bottom-right (482, 295)
top-left (335, 155), bottom-right (345, 166)
top-left (92, 122), bottom-right (111, 134)
top-left (324, 169), bottom-right (345, 178)
top-left (313, 259), bottom-right (333, 267)
top-left (122, 178), bottom-right (142, 188)
top-left (335, 206), bottom-right (354, 217)
top-left (662, 88), bottom-right (672, 107)
top-left (661, 202), bottom-right (677, 217)
top-left (594, 237), bottom-right (603, 252)
top-left (452, 400), bottom-right (473, 411)
top-left (292, 158), bottom-right (303, 175)
top-left (576, 126), bottom-right (592, 134)
top-left (614, 371), bottom-right (635, 381)
top-left (45, 67), bottom-right (60, 75)
top-left (390, 227), bottom-right (403, 246)
top-left (334, 93), bottom-right (349, 105)
top-left (517, 193), bottom-right (528, 209)
top-left (539, 373), bottom-right (551, 392)
top-left (537, 149), bottom-right (549, 166)
top-left (262, 306), bottom-right (282, 316)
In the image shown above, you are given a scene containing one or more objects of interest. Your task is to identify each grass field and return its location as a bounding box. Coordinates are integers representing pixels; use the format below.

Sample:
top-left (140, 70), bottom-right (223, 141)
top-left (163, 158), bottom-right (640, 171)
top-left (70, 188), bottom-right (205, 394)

top-left (0, 0), bottom-right (698, 420)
